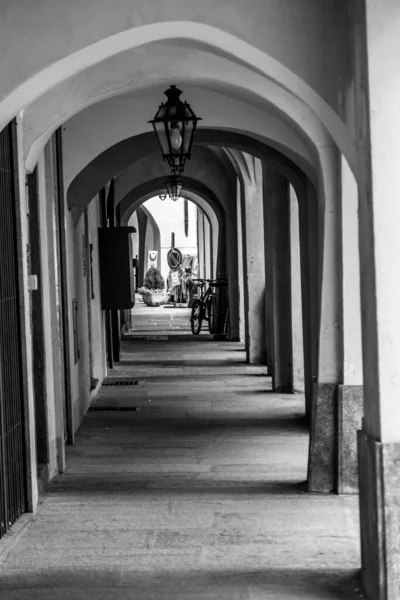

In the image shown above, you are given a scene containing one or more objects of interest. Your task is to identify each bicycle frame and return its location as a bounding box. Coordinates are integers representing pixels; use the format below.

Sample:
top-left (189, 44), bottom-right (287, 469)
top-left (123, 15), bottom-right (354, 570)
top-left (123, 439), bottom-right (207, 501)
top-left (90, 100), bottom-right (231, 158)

top-left (192, 279), bottom-right (216, 320)
top-left (190, 278), bottom-right (228, 335)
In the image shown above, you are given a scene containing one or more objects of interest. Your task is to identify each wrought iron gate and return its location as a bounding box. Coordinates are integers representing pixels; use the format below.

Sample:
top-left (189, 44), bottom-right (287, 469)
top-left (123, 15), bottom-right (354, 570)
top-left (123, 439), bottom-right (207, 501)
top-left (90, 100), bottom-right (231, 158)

top-left (0, 121), bottom-right (27, 538)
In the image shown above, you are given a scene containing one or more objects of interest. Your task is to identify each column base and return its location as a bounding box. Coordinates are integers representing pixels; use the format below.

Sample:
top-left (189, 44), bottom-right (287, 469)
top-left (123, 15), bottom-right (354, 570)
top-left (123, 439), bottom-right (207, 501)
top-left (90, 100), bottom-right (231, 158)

top-left (307, 382), bottom-right (363, 493)
top-left (358, 429), bottom-right (400, 600)
top-left (338, 385), bottom-right (364, 493)
top-left (308, 383), bottom-right (336, 492)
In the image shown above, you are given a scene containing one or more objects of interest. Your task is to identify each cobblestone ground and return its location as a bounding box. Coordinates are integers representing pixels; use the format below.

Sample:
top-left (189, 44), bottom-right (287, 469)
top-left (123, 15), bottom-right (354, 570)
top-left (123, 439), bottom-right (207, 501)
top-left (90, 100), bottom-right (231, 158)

top-left (0, 306), bottom-right (362, 599)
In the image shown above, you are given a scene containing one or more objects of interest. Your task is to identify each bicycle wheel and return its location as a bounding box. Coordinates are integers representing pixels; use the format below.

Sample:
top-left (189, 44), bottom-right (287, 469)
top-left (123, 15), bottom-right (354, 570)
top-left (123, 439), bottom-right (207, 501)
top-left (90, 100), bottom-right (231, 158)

top-left (190, 300), bottom-right (203, 334)
top-left (207, 296), bottom-right (217, 333)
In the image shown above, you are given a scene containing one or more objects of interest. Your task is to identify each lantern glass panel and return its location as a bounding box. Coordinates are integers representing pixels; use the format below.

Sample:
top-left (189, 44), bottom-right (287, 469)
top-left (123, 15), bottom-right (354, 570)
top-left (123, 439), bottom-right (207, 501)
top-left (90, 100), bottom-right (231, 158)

top-left (152, 121), bottom-right (170, 156)
top-left (183, 120), bottom-right (194, 154)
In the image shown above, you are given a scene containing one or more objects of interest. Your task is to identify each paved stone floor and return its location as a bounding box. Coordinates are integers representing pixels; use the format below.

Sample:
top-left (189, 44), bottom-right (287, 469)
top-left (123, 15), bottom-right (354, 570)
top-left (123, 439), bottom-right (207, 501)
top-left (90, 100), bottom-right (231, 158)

top-left (128, 294), bottom-right (211, 337)
top-left (0, 306), bottom-right (363, 599)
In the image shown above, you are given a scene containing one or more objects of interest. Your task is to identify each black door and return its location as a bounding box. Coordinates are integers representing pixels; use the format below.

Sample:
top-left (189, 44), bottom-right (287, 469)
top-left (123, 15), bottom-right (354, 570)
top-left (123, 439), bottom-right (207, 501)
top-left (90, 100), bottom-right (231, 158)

top-left (0, 120), bottom-right (27, 538)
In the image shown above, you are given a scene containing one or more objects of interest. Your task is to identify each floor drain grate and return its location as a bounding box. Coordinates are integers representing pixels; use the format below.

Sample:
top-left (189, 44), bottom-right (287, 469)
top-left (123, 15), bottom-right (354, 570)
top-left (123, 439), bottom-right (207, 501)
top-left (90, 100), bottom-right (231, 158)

top-left (102, 379), bottom-right (139, 386)
top-left (89, 406), bottom-right (139, 412)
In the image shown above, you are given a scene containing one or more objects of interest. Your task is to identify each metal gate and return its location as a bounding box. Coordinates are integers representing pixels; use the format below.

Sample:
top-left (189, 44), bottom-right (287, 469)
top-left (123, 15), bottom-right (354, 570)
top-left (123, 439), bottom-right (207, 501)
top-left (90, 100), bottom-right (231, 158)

top-left (0, 121), bottom-right (27, 538)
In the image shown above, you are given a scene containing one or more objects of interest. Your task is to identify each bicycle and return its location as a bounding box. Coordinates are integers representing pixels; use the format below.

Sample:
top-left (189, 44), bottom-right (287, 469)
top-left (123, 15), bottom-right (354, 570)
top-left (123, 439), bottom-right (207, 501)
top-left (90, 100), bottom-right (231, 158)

top-left (190, 279), bottom-right (219, 335)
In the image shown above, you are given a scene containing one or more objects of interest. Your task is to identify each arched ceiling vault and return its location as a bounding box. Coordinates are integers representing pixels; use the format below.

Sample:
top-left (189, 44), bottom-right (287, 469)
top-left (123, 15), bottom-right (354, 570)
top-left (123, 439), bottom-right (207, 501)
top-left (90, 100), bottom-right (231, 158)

top-left (202, 146), bottom-right (241, 184)
top-left (23, 49), bottom-right (334, 174)
top-left (1, 11), bottom-right (356, 172)
top-left (121, 187), bottom-right (220, 276)
top-left (67, 129), bottom-right (314, 225)
top-left (114, 146), bottom-right (235, 213)
top-left (55, 85), bottom-right (319, 188)
top-left (123, 191), bottom-right (217, 246)
top-left (118, 177), bottom-right (224, 232)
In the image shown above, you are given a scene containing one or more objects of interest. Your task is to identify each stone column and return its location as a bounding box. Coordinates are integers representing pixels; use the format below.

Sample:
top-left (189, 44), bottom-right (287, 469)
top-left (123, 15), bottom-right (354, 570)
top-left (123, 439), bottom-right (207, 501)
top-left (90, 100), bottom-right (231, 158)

top-left (136, 207), bottom-right (147, 288)
top-left (264, 171), bottom-right (293, 392)
top-left (224, 186), bottom-right (240, 342)
top-left (353, 2), bottom-right (400, 597)
top-left (290, 186), bottom-right (304, 393)
top-left (204, 215), bottom-right (212, 281)
top-left (297, 182), bottom-right (318, 417)
top-left (307, 148), bottom-right (364, 494)
top-left (307, 145), bottom-right (344, 493)
top-left (236, 179), bottom-right (245, 342)
top-left (197, 207), bottom-right (205, 279)
top-left (338, 156), bottom-right (363, 494)
top-left (241, 159), bottom-right (266, 364)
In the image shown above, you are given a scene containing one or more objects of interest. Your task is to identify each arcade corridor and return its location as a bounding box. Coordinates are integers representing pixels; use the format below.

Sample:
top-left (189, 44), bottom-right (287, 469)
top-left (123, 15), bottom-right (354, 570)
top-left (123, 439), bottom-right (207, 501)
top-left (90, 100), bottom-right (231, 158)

top-left (0, 336), bottom-right (360, 599)
top-left (2, 3), bottom-right (400, 598)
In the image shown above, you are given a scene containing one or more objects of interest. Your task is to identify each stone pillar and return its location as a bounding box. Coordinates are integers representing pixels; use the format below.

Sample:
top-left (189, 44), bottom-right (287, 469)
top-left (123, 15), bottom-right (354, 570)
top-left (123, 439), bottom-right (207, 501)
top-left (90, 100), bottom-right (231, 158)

top-left (43, 142), bottom-right (66, 474)
top-left (297, 182), bottom-right (318, 417)
top-left (264, 171), bottom-right (293, 392)
top-left (136, 208), bottom-right (147, 288)
top-left (241, 159), bottom-right (266, 364)
top-left (290, 186), bottom-right (305, 392)
top-left (308, 146), bottom-right (343, 493)
top-left (36, 154), bottom-right (59, 481)
top-left (197, 207), bottom-right (205, 279)
top-left (338, 156), bottom-right (363, 494)
top-left (204, 215), bottom-right (212, 282)
top-left (353, 2), bottom-right (400, 597)
top-left (224, 186), bottom-right (240, 342)
top-left (307, 148), bottom-right (364, 494)
top-left (236, 179), bottom-right (245, 342)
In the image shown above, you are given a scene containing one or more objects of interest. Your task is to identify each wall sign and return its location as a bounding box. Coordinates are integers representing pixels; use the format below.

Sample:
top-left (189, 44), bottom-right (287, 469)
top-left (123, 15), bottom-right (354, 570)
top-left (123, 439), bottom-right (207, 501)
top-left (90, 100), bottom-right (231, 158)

top-left (167, 247), bottom-right (183, 269)
top-left (147, 250), bottom-right (158, 269)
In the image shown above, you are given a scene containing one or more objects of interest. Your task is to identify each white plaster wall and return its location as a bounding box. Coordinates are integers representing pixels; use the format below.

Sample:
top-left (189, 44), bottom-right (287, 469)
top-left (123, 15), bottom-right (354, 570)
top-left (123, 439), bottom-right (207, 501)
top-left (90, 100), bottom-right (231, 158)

top-left (144, 196), bottom-right (198, 282)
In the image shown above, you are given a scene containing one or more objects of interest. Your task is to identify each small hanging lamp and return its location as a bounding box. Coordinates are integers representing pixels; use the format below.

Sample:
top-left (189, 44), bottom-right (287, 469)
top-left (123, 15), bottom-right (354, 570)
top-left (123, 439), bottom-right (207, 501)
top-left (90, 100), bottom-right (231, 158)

top-left (159, 174), bottom-right (183, 202)
top-left (165, 174), bottom-right (182, 202)
top-left (149, 85), bottom-right (201, 174)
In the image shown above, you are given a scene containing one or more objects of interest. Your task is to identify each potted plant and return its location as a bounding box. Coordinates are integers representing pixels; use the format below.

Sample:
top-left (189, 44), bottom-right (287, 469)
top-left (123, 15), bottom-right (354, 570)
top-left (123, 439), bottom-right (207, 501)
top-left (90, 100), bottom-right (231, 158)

top-left (139, 266), bottom-right (169, 306)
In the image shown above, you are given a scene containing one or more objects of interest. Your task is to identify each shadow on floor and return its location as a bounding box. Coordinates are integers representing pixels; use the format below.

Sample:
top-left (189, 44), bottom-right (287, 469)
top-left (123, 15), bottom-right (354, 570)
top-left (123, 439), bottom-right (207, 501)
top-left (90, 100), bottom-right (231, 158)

top-left (0, 567), bottom-right (363, 599)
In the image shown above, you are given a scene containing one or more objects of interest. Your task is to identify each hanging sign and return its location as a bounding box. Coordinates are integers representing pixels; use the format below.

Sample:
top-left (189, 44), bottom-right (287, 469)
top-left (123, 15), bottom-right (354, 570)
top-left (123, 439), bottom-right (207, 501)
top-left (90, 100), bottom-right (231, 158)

top-left (167, 247), bottom-right (183, 269)
top-left (170, 271), bottom-right (181, 287)
top-left (147, 250), bottom-right (158, 269)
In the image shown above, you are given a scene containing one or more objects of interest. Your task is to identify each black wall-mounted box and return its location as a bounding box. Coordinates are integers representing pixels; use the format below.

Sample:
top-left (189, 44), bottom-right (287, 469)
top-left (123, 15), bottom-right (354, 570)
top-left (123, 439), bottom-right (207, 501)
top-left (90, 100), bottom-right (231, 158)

top-left (98, 227), bottom-right (136, 309)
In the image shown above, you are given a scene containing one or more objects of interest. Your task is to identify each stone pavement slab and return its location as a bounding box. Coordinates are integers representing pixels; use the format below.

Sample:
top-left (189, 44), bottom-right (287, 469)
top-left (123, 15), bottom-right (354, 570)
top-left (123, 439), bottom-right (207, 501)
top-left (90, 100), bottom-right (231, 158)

top-left (0, 332), bottom-right (362, 599)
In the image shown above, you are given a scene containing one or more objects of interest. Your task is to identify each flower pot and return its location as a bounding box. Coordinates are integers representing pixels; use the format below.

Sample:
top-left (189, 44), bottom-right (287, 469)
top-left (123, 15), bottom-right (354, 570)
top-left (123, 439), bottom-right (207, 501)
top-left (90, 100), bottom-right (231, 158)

top-left (142, 292), bottom-right (169, 307)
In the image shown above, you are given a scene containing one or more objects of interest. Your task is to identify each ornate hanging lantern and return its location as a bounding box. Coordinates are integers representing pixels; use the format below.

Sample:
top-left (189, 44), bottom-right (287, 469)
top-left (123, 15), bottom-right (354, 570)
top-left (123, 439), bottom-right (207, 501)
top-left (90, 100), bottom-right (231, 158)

top-left (166, 174), bottom-right (182, 202)
top-left (158, 174), bottom-right (183, 202)
top-left (149, 85), bottom-right (201, 174)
